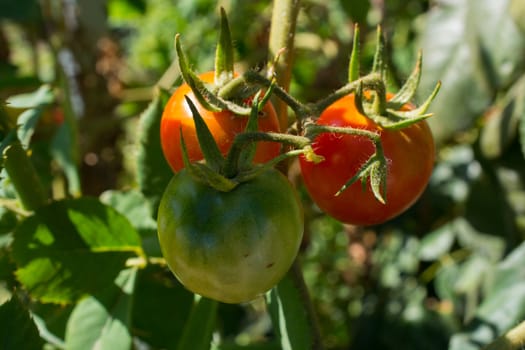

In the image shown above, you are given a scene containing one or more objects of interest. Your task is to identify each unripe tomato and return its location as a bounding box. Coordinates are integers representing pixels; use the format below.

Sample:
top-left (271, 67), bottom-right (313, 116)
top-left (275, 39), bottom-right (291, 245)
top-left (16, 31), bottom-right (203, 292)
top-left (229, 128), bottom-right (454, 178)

top-left (299, 94), bottom-right (435, 226)
top-left (157, 168), bottom-right (304, 303)
top-left (160, 71), bottom-right (281, 172)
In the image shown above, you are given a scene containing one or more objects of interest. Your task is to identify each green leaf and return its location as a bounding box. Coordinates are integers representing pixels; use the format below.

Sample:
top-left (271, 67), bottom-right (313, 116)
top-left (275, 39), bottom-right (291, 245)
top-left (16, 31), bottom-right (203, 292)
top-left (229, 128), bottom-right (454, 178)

top-left (417, 0), bottom-right (525, 142)
top-left (11, 198), bottom-right (143, 303)
top-left (175, 296), bottom-right (218, 350)
top-left (510, 0), bottom-right (525, 33)
top-left (481, 75), bottom-right (525, 159)
top-left (136, 89), bottom-right (174, 218)
top-left (449, 241), bottom-right (525, 349)
top-left (99, 190), bottom-right (157, 235)
top-left (16, 108), bottom-right (44, 149)
top-left (100, 189), bottom-right (160, 256)
top-left (418, 224), bottom-right (455, 261)
top-left (267, 265), bottom-right (317, 350)
top-left (0, 297), bottom-right (44, 350)
top-left (6, 85), bottom-right (54, 109)
top-left (132, 264), bottom-right (194, 349)
top-left (64, 268), bottom-right (137, 350)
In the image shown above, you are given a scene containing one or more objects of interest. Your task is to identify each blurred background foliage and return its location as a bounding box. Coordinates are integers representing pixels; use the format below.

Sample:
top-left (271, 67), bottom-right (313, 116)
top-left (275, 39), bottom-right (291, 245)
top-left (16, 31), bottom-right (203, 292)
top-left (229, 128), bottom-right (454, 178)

top-left (1, 0), bottom-right (525, 349)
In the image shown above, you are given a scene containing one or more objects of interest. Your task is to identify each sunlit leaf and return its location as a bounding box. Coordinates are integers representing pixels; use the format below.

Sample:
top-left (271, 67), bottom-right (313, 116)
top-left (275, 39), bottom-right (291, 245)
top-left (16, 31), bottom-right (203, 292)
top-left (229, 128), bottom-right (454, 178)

top-left (64, 268), bottom-right (137, 350)
top-left (11, 198), bottom-right (143, 303)
top-left (481, 75), bottom-right (525, 159)
top-left (449, 241), bottom-right (525, 349)
top-left (417, 0), bottom-right (525, 142)
top-left (267, 263), bottom-right (318, 350)
top-left (175, 295), bottom-right (218, 350)
top-left (6, 85), bottom-right (54, 109)
top-left (132, 264), bottom-right (194, 348)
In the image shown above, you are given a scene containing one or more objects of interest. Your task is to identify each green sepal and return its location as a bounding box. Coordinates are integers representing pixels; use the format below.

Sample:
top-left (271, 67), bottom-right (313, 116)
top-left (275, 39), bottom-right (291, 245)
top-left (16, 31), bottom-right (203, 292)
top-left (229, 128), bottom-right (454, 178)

top-left (176, 34), bottom-right (252, 116)
top-left (175, 35), bottom-right (222, 112)
top-left (214, 7), bottom-right (235, 86)
top-left (184, 96), bottom-right (225, 171)
top-left (355, 78), bottom-right (441, 130)
top-left (335, 153), bottom-right (387, 204)
top-left (371, 26), bottom-right (387, 81)
top-left (382, 81), bottom-right (441, 130)
top-left (179, 128), bottom-right (237, 192)
top-left (348, 24), bottom-right (361, 83)
top-left (388, 50), bottom-right (423, 109)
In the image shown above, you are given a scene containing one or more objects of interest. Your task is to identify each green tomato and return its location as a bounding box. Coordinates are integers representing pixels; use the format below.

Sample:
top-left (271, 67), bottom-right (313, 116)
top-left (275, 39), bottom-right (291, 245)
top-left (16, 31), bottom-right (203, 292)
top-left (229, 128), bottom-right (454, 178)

top-left (157, 168), bottom-right (304, 304)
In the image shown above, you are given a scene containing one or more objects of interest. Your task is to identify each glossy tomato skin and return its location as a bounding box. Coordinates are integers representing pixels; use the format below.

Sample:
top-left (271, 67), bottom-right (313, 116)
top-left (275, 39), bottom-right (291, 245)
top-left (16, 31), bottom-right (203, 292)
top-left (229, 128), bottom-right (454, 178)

top-left (160, 71), bottom-right (281, 172)
top-left (157, 168), bottom-right (304, 304)
top-left (299, 94), bottom-right (435, 226)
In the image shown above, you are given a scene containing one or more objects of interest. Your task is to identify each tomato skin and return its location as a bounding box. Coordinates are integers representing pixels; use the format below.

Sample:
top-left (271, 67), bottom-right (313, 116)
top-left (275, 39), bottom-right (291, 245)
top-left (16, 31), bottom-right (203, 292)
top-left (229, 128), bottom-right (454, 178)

top-left (157, 168), bottom-right (304, 304)
top-left (160, 71), bottom-right (281, 172)
top-left (299, 94), bottom-right (435, 226)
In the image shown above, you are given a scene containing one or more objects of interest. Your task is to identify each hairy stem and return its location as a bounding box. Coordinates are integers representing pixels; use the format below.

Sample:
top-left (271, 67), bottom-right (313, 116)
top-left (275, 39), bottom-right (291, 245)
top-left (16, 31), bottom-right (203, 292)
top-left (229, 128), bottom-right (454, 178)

top-left (268, 0), bottom-right (301, 131)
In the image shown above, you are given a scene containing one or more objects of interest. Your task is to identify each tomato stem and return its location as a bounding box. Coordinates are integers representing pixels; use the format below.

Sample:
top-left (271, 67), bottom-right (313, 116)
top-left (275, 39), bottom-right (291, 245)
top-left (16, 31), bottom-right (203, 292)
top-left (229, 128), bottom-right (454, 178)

top-left (304, 124), bottom-right (381, 143)
top-left (312, 73), bottom-right (385, 115)
top-left (268, 0), bottom-right (301, 131)
top-left (3, 141), bottom-right (48, 211)
top-left (288, 259), bottom-right (325, 350)
top-left (232, 131), bottom-right (310, 150)
top-left (219, 71), bottom-right (312, 118)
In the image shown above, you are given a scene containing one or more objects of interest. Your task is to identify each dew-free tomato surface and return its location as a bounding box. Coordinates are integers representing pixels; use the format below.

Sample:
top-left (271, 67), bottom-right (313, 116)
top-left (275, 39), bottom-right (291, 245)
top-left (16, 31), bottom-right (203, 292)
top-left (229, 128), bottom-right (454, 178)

top-left (299, 94), bottom-right (435, 226)
top-left (160, 71), bottom-right (281, 172)
top-left (157, 168), bottom-right (304, 304)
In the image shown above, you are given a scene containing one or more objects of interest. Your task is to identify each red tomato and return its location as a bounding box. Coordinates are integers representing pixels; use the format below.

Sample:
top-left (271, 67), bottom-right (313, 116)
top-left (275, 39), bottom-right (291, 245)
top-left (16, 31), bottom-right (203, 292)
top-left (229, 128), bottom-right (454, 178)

top-left (160, 71), bottom-right (281, 172)
top-left (299, 94), bottom-right (435, 226)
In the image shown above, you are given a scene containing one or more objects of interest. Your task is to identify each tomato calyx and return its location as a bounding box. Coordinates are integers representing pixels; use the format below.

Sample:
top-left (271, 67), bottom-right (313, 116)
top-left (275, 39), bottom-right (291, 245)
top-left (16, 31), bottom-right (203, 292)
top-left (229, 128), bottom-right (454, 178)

top-left (180, 87), bottom-right (288, 192)
top-left (297, 26), bottom-right (441, 205)
top-left (174, 8), bottom-right (276, 117)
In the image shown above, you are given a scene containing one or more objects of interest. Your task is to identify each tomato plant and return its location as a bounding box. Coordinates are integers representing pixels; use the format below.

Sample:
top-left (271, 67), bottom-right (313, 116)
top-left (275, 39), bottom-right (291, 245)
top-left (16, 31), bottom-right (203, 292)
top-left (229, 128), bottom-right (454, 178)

top-left (299, 93), bottom-right (435, 226)
top-left (157, 167), bottom-right (303, 304)
top-left (160, 71), bottom-right (281, 172)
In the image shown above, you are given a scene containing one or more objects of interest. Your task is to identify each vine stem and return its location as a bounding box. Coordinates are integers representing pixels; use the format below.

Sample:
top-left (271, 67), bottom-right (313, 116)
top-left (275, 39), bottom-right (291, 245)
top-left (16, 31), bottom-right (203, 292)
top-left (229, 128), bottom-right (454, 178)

top-left (483, 320), bottom-right (525, 350)
top-left (268, 0), bottom-right (301, 131)
top-left (3, 141), bottom-right (48, 211)
top-left (289, 259), bottom-right (325, 350)
top-left (267, 0), bottom-right (325, 348)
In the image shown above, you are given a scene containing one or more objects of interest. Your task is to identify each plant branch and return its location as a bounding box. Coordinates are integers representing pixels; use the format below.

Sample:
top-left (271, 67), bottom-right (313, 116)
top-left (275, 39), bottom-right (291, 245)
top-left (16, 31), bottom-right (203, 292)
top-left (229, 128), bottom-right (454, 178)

top-left (3, 141), bottom-right (48, 211)
top-left (483, 320), bottom-right (525, 350)
top-left (268, 0), bottom-right (301, 131)
top-left (289, 259), bottom-right (325, 350)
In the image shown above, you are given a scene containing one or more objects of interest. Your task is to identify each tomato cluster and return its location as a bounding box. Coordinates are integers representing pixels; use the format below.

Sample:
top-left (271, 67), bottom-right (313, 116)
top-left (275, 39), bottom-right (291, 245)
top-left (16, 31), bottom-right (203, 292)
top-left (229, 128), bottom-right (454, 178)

top-left (299, 94), bottom-right (435, 226)
top-left (157, 66), bottom-right (435, 303)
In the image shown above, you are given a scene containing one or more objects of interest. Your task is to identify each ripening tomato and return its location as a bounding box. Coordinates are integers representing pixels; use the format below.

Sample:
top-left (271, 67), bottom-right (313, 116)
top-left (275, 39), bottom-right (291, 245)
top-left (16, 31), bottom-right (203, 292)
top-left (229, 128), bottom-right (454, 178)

top-left (299, 94), bottom-right (435, 226)
top-left (157, 167), bottom-right (304, 304)
top-left (160, 71), bottom-right (281, 172)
